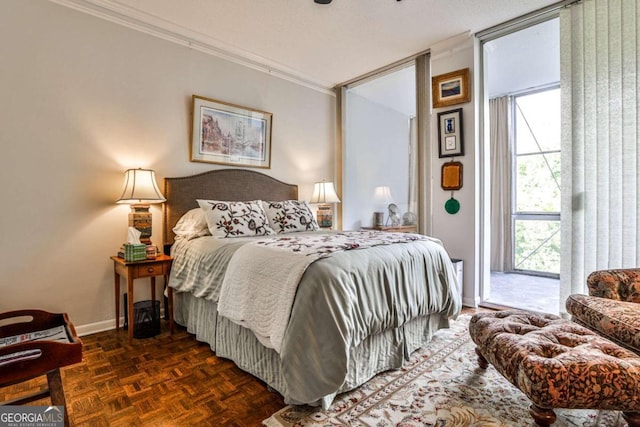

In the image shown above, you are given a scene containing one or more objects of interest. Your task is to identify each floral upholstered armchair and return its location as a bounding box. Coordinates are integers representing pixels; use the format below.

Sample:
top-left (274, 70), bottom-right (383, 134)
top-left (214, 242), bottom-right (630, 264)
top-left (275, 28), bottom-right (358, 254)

top-left (566, 268), bottom-right (640, 355)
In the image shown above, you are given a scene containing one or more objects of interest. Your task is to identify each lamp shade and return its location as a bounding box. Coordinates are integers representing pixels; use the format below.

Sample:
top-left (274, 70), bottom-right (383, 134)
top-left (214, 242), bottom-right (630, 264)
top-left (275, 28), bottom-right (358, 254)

top-left (116, 168), bottom-right (166, 204)
top-left (373, 186), bottom-right (394, 205)
top-left (309, 181), bottom-right (341, 204)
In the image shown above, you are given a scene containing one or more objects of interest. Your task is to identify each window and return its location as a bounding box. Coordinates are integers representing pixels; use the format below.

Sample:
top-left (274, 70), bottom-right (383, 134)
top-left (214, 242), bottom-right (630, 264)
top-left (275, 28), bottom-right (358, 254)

top-left (512, 88), bottom-right (561, 275)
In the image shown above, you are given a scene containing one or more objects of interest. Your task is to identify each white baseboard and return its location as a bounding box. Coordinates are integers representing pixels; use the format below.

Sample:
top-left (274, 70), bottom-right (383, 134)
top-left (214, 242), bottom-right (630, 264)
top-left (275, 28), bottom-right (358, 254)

top-left (462, 296), bottom-right (478, 308)
top-left (75, 309), bottom-right (166, 337)
top-left (75, 319), bottom-right (117, 336)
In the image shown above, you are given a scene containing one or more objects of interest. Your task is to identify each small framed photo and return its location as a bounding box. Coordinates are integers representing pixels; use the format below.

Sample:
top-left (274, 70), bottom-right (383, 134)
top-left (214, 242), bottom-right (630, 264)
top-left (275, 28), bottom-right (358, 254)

top-left (190, 95), bottom-right (272, 168)
top-left (437, 108), bottom-right (464, 158)
top-left (432, 68), bottom-right (471, 108)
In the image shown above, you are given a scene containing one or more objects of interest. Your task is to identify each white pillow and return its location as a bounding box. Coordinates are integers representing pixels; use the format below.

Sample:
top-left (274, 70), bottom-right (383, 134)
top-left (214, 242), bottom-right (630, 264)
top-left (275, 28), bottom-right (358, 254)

top-left (262, 200), bottom-right (319, 234)
top-left (197, 199), bottom-right (275, 238)
top-left (172, 208), bottom-right (210, 240)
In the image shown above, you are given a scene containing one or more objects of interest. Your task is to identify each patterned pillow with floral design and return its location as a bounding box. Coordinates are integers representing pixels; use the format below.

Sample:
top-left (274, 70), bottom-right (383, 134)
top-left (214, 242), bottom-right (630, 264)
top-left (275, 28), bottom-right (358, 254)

top-left (262, 200), bottom-right (319, 234)
top-left (197, 199), bottom-right (275, 238)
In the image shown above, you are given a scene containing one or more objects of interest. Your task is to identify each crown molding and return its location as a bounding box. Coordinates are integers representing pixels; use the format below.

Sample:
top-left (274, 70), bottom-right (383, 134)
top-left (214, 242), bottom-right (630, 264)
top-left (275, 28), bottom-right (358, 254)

top-left (48, 0), bottom-right (336, 96)
top-left (430, 31), bottom-right (473, 61)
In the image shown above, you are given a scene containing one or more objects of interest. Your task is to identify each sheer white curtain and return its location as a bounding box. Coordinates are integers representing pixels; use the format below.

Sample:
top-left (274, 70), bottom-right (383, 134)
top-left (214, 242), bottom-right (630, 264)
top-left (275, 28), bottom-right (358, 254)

top-left (560, 0), bottom-right (640, 315)
top-left (489, 96), bottom-right (513, 272)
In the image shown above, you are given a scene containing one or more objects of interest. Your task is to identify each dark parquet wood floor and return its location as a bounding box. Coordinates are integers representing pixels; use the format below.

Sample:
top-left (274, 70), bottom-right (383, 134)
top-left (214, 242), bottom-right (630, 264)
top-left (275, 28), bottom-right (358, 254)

top-left (0, 323), bottom-right (284, 426)
top-left (0, 308), bottom-right (483, 426)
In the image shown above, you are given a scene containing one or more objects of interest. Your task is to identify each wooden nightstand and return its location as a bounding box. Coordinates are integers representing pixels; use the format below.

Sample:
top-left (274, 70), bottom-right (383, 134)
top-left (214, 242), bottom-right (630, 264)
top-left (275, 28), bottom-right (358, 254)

top-left (111, 254), bottom-right (174, 344)
top-left (362, 225), bottom-right (418, 233)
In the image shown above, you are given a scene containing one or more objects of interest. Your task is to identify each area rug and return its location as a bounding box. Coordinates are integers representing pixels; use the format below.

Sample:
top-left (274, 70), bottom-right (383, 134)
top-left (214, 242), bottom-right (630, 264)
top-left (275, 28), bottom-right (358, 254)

top-left (263, 315), bottom-right (624, 427)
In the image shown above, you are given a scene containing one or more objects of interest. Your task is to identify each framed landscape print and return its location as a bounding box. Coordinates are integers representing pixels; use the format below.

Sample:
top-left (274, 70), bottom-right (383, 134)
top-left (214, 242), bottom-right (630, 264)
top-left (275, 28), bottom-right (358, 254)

top-left (432, 68), bottom-right (471, 108)
top-left (190, 95), bottom-right (272, 168)
top-left (437, 108), bottom-right (464, 158)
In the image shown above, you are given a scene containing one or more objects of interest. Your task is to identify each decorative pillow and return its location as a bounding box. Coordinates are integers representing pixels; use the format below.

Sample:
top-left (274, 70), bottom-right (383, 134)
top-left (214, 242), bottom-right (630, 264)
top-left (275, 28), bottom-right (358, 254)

top-left (197, 199), bottom-right (275, 238)
top-left (172, 208), bottom-right (211, 240)
top-left (262, 200), bottom-right (319, 234)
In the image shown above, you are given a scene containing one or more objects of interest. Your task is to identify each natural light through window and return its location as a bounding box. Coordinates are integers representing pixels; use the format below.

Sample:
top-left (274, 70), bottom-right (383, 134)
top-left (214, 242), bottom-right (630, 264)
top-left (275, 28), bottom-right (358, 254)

top-left (513, 88), bottom-right (561, 275)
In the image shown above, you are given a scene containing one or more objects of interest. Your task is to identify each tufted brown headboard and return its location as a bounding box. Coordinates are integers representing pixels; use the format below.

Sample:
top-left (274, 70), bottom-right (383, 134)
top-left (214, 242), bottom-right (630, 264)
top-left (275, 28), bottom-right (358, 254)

top-left (163, 169), bottom-right (298, 248)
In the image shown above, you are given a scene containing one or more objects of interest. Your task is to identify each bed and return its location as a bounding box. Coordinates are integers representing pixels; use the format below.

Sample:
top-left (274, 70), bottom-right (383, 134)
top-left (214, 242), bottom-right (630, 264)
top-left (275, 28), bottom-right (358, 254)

top-left (163, 169), bottom-right (461, 409)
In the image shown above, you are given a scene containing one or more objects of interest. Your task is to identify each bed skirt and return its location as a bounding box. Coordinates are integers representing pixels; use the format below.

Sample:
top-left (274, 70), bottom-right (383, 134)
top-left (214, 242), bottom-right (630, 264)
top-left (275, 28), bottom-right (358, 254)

top-left (173, 291), bottom-right (450, 408)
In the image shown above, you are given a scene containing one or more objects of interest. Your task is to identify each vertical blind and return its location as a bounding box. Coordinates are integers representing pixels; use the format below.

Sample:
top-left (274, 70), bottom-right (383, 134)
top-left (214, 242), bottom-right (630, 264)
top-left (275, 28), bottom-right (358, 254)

top-left (560, 0), bottom-right (640, 314)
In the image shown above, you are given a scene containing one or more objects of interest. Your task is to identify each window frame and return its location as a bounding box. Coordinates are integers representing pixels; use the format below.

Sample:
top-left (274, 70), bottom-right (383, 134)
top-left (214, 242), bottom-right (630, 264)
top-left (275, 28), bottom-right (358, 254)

top-left (510, 86), bottom-right (561, 277)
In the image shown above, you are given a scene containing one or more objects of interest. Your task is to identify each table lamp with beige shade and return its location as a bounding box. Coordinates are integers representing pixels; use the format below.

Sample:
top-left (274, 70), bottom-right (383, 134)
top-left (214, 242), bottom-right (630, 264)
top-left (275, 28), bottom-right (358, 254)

top-left (116, 168), bottom-right (166, 246)
top-left (309, 181), bottom-right (341, 229)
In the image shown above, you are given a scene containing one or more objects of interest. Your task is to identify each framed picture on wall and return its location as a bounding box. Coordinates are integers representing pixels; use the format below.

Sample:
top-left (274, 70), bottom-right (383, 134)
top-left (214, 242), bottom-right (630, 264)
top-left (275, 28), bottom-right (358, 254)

top-left (437, 108), bottom-right (464, 158)
top-left (441, 161), bottom-right (463, 191)
top-left (432, 68), bottom-right (471, 108)
top-left (190, 95), bottom-right (272, 168)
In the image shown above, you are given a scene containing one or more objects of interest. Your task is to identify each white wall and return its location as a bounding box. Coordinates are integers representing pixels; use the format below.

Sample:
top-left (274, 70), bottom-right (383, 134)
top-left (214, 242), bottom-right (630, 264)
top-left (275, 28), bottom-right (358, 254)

top-left (429, 34), bottom-right (477, 307)
top-left (0, 1), bottom-right (335, 332)
top-left (343, 93), bottom-right (411, 230)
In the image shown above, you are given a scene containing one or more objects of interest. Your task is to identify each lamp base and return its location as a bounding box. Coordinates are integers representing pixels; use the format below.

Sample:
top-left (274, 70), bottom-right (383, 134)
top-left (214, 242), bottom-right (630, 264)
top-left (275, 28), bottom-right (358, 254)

top-left (316, 204), bottom-right (333, 229)
top-left (129, 204), bottom-right (152, 245)
top-left (373, 211), bottom-right (385, 227)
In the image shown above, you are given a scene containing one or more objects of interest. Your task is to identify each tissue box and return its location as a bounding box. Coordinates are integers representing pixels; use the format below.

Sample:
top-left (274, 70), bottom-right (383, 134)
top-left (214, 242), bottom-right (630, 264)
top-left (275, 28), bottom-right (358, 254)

top-left (124, 244), bottom-right (147, 262)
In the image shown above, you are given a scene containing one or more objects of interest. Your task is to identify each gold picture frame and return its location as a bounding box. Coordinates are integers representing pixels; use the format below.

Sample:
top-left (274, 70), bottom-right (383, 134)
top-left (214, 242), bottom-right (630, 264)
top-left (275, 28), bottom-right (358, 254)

top-left (432, 68), bottom-right (471, 108)
top-left (441, 161), bottom-right (463, 191)
top-left (190, 95), bottom-right (272, 168)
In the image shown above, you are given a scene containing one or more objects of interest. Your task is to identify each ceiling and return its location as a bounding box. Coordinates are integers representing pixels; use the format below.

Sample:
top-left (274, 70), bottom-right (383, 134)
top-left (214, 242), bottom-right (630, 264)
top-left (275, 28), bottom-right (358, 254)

top-left (55, 0), bottom-right (559, 91)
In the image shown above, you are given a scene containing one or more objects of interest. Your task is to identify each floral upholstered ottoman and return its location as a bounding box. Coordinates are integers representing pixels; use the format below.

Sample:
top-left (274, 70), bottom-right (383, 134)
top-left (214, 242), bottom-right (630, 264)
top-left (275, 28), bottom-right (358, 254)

top-left (469, 310), bottom-right (640, 427)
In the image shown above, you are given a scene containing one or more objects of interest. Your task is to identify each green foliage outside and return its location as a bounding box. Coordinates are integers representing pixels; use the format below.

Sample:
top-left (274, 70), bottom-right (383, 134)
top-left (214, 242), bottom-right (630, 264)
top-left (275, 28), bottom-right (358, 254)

top-left (513, 89), bottom-right (561, 275)
top-left (514, 220), bottom-right (560, 274)
top-left (516, 154), bottom-right (561, 212)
